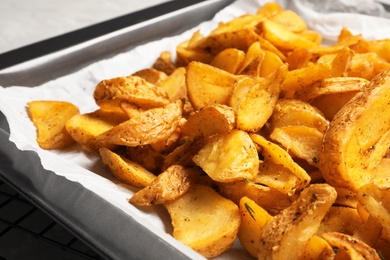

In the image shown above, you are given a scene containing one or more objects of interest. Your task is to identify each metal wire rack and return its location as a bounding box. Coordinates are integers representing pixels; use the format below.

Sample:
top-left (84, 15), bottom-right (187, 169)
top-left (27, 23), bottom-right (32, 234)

top-left (0, 179), bottom-right (102, 260)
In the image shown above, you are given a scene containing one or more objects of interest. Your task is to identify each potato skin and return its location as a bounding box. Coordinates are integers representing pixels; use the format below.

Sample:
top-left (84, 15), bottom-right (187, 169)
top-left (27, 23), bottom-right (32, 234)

top-left (319, 69), bottom-right (390, 191)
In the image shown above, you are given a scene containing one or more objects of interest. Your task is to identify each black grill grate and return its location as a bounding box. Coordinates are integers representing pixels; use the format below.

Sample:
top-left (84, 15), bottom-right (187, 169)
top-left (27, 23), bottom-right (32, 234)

top-left (0, 179), bottom-right (102, 260)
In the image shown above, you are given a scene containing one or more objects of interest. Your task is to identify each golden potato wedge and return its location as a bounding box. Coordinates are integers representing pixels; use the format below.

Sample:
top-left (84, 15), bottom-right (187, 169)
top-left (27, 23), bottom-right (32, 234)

top-left (250, 134), bottom-right (311, 195)
top-left (357, 183), bottom-right (390, 240)
top-left (295, 77), bottom-right (368, 120)
top-left (210, 48), bottom-right (245, 74)
top-left (301, 235), bottom-right (335, 260)
top-left (119, 101), bottom-right (145, 118)
top-left (231, 65), bottom-right (287, 132)
top-left (95, 100), bottom-right (182, 147)
top-left (322, 232), bottom-right (381, 260)
top-left (285, 48), bottom-right (312, 70)
top-left (316, 206), bottom-right (364, 237)
top-left (181, 104), bottom-right (235, 138)
top-left (354, 215), bottom-right (383, 248)
top-left (259, 50), bottom-right (285, 78)
top-left (269, 9), bottom-right (307, 33)
top-left (193, 129), bottom-right (259, 182)
top-left (131, 68), bottom-right (167, 85)
top-left (176, 39), bottom-right (214, 67)
top-left (27, 100), bottom-right (80, 150)
top-left (318, 69), bottom-right (390, 191)
top-left (268, 98), bottom-right (329, 134)
top-left (270, 125), bottom-right (324, 167)
top-left (129, 165), bottom-right (193, 206)
top-left (165, 184), bottom-right (240, 258)
top-left (186, 61), bottom-right (241, 110)
top-left (126, 145), bottom-right (165, 173)
top-left (162, 137), bottom-right (207, 171)
top-left (237, 41), bottom-right (265, 76)
top-left (238, 196), bottom-right (273, 257)
top-left (281, 62), bottom-right (331, 91)
top-left (256, 2), bottom-right (282, 17)
top-left (99, 147), bottom-right (156, 188)
top-left (331, 46), bottom-right (354, 77)
top-left (217, 180), bottom-right (297, 215)
top-left (192, 27), bottom-right (260, 56)
top-left (257, 184), bottom-right (337, 260)
top-left (260, 20), bottom-right (318, 52)
top-left (255, 160), bottom-right (308, 195)
top-left (65, 109), bottom-right (128, 151)
top-left (152, 50), bottom-right (176, 75)
top-left (93, 75), bottom-right (169, 109)
top-left (156, 67), bottom-right (187, 102)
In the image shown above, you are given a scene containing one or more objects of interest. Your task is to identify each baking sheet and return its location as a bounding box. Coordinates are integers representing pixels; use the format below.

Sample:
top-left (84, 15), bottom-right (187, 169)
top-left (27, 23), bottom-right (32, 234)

top-left (2, 0), bottom-right (390, 259)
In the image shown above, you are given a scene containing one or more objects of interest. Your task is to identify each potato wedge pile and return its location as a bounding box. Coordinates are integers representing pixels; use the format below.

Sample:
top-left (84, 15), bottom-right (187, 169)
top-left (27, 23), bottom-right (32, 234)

top-left (27, 2), bottom-right (390, 259)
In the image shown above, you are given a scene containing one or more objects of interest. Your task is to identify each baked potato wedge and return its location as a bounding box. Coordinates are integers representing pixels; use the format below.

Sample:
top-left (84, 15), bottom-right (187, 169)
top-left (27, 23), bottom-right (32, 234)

top-left (129, 165), bottom-right (193, 206)
top-left (192, 129), bottom-right (259, 182)
top-left (99, 147), bottom-right (156, 188)
top-left (257, 183), bottom-right (337, 260)
top-left (95, 100), bottom-right (182, 147)
top-left (319, 69), bottom-right (390, 191)
top-left (93, 75), bottom-right (169, 109)
top-left (165, 184), bottom-right (240, 258)
top-left (27, 100), bottom-right (79, 150)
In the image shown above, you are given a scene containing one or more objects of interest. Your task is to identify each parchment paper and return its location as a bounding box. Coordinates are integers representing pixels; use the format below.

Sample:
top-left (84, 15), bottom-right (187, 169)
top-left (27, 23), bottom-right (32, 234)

top-left (1, 0), bottom-right (390, 259)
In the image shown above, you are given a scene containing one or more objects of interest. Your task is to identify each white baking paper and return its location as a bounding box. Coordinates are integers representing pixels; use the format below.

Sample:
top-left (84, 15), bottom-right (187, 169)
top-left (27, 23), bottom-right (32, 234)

top-left (1, 0), bottom-right (390, 259)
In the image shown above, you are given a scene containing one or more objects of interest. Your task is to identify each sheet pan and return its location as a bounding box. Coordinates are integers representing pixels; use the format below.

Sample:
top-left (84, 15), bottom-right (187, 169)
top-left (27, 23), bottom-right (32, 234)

top-left (0, 0), bottom-right (235, 259)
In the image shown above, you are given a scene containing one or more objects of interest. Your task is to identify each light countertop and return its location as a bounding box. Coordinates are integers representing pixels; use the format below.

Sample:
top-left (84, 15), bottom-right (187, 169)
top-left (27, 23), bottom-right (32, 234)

top-left (0, 0), bottom-right (171, 54)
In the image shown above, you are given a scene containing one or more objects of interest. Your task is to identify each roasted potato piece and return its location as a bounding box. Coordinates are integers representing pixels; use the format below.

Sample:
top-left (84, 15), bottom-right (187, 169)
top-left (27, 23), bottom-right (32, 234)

top-left (217, 180), bottom-right (297, 215)
top-left (193, 27), bottom-right (260, 56)
top-left (156, 67), bottom-right (187, 102)
top-left (295, 77), bottom-right (368, 120)
top-left (322, 232), bottom-right (381, 260)
top-left (162, 137), bottom-right (207, 171)
top-left (27, 100), bottom-right (79, 149)
top-left (285, 48), bottom-right (312, 70)
top-left (270, 125), bottom-right (324, 167)
top-left (95, 100), bottom-right (182, 147)
top-left (129, 165), bottom-right (193, 206)
top-left (316, 206), bottom-right (365, 237)
top-left (357, 183), bottom-right (390, 239)
top-left (126, 145), bottom-right (165, 173)
top-left (99, 147), bottom-right (156, 188)
top-left (131, 68), bottom-right (167, 85)
top-left (260, 20), bottom-right (318, 52)
top-left (152, 50), bottom-right (176, 75)
top-left (186, 61), bottom-right (241, 110)
top-left (268, 98), bottom-right (329, 134)
top-left (65, 109), bottom-right (128, 151)
top-left (238, 196), bottom-right (273, 257)
top-left (181, 104), bottom-right (235, 138)
top-left (165, 184), bottom-right (240, 258)
top-left (257, 184), bottom-right (337, 260)
top-left (231, 65), bottom-right (287, 132)
top-left (210, 48), bottom-right (245, 74)
top-left (269, 10), bottom-right (307, 33)
top-left (250, 134), bottom-right (311, 195)
top-left (319, 69), bottom-right (390, 191)
top-left (237, 41), bottom-right (265, 76)
top-left (330, 46), bottom-right (354, 77)
top-left (301, 235), bottom-right (335, 260)
top-left (259, 49), bottom-right (285, 78)
top-left (176, 39), bottom-right (215, 67)
top-left (281, 62), bottom-right (331, 91)
top-left (93, 75), bottom-right (169, 109)
top-left (193, 129), bottom-right (259, 182)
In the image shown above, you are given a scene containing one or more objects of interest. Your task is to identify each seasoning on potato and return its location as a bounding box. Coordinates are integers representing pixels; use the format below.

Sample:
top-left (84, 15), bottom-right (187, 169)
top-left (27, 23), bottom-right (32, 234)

top-left (27, 2), bottom-right (390, 259)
